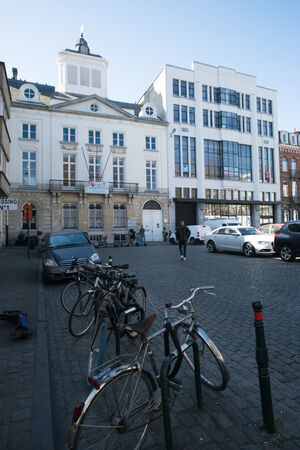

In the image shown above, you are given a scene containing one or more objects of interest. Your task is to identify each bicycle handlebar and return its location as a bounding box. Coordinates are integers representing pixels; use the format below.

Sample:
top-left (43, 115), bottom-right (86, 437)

top-left (166, 286), bottom-right (215, 310)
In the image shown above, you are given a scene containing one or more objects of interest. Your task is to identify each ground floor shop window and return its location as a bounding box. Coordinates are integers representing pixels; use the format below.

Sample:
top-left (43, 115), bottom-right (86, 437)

top-left (63, 204), bottom-right (77, 229)
top-left (89, 204), bottom-right (103, 229)
top-left (22, 203), bottom-right (37, 229)
top-left (113, 204), bottom-right (126, 227)
top-left (292, 209), bottom-right (299, 220)
top-left (259, 205), bottom-right (274, 224)
top-left (205, 203), bottom-right (251, 218)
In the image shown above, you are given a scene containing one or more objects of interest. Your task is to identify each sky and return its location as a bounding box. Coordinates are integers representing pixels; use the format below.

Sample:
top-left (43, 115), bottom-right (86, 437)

top-left (1, 0), bottom-right (299, 131)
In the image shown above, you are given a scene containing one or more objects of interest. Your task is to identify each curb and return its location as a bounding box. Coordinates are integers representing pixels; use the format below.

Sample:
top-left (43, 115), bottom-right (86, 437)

top-left (32, 261), bottom-right (55, 450)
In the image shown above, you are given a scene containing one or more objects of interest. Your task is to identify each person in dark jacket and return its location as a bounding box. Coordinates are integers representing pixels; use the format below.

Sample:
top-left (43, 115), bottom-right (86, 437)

top-left (175, 220), bottom-right (191, 261)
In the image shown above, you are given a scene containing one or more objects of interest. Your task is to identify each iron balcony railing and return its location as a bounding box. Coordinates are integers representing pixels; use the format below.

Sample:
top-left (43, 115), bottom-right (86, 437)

top-left (289, 170), bottom-right (300, 179)
top-left (291, 196), bottom-right (300, 203)
top-left (49, 180), bottom-right (138, 194)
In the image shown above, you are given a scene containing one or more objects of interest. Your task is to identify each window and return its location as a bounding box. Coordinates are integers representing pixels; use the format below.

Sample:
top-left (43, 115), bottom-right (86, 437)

top-left (188, 82), bottom-right (195, 99)
top-left (88, 130), bottom-right (101, 144)
top-left (63, 127), bottom-right (75, 142)
top-left (246, 117), bottom-right (251, 133)
top-left (282, 157), bottom-right (288, 172)
top-left (89, 204), bottom-right (102, 229)
top-left (22, 152), bottom-right (36, 185)
top-left (213, 87), bottom-right (240, 106)
top-left (174, 136), bottom-right (196, 177)
top-left (262, 99), bottom-right (267, 113)
top-left (202, 85), bottom-right (208, 101)
top-left (175, 187), bottom-right (181, 198)
top-left (173, 79), bottom-right (179, 96)
top-left (63, 154), bottom-right (76, 186)
top-left (245, 95), bottom-right (250, 110)
top-left (263, 121), bottom-right (268, 136)
top-left (174, 135), bottom-right (181, 176)
top-left (189, 107), bottom-right (195, 124)
top-left (259, 147), bottom-right (275, 183)
top-left (183, 188), bottom-right (189, 199)
top-left (292, 135), bottom-right (296, 145)
top-left (181, 106), bottom-right (187, 124)
top-left (90, 104), bottom-right (98, 112)
top-left (112, 133), bottom-right (124, 146)
top-left (292, 181), bottom-right (297, 197)
top-left (91, 69), bottom-right (101, 88)
top-left (214, 111), bottom-right (241, 131)
top-left (180, 81), bottom-right (187, 97)
top-left (22, 203), bottom-right (37, 230)
top-left (268, 122), bottom-right (273, 137)
top-left (182, 137), bottom-right (189, 176)
top-left (291, 159), bottom-right (297, 171)
top-left (113, 158), bottom-right (124, 188)
top-left (191, 188), bottom-right (197, 199)
top-left (173, 104), bottom-right (180, 122)
top-left (282, 134), bottom-right (287, 143)
top-left (63, 204), bottom-right (77, 229)
top-left (113, 204), bottom-right (126, 227)
top-left (203, 109), bottom-right (208, 127)
top-left (145, 106), bottom-right (154, 116)
top-left (145, 136), bottom-right (156, 150)
top-left (268, 100), bottom-right (272, 114)
top-left (283, 209), bottom-right (290, 222)
top-left (190, 137), bottom-right (196, 177)
top-left (24, 88), bottom-right (35, 99)
top-left (256, 97), bottom-right (261, 112)
top-left (22, 123), bottom-right (36, 139)
top-left (283, 181), bottom-right (288, 197)
top-left (89, 156), bottom-right (101, 182)
top-left (205, 189), bottom-right (211, 199)
top-left (257, 120), bottom-right (262, 135)
top-left (146, 161), bottom-right (157, 190)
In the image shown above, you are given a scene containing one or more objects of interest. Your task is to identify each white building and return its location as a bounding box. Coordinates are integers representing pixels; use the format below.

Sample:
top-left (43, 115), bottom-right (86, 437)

top-left (7, 34), bottom-right (169, 243)
top-left (139, 61), bottom-right (281, 230)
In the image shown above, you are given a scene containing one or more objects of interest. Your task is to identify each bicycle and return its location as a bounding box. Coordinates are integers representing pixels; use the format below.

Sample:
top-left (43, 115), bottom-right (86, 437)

top-left (67, 286), bottom-right (229, 450)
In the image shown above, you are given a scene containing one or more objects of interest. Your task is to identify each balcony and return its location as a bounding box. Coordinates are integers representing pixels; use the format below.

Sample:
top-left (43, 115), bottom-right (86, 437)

top-left (109, 182), bottom-right (138, 194)
top-left (49, 180), bottom-right (139, 194)
top-left (0, 171), bottom-right (10, 197)
top-left (291, 196), bottom-right (300, 204)
top-left (289, 170), bottom-right (300, 179)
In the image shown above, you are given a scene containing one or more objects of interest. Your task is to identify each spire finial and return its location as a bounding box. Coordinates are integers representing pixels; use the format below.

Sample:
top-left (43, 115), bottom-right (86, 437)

top-left (80, 24), bottom-right (84, 38)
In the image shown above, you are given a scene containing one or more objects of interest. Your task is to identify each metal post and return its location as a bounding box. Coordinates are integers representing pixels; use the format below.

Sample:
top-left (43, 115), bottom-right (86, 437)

top-left (160, 353), bottom-right (175, 450)
top-left (192, 341), bottom-right (203, 409)
top-left (252, 301), bottom-right (276, 433)
top-left (27, 213), bottom-right (30, 259)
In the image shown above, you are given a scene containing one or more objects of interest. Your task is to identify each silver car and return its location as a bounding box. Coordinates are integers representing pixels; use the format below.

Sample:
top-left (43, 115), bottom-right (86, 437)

top-left (204, 226), bottom-right (275, 257)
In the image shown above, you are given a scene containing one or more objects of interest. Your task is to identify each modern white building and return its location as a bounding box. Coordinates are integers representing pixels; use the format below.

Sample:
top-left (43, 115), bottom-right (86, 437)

top-left (139, 61), bottom-right (281, 230)
top-left (7, 34), bottom-right (169, 243)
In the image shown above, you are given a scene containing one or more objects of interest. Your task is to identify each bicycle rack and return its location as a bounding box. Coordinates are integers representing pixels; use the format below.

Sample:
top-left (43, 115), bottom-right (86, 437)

top-left (160, 340), bottom-right (202, 450)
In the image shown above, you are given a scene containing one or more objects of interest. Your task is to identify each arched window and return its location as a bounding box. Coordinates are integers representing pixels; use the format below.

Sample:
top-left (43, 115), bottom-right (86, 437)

top-left (292, 209), bottom-right (299, 221)
top-left (22, 203), bottom-right (37, 229)
top-left (283, 208), bottom-right (290, 223)
top-left (143, 200), bottom-right (161, 210)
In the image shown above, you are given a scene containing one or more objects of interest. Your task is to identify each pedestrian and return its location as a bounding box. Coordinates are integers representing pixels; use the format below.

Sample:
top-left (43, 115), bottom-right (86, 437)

top-left (175, 220), bottom-right (191, 261)
top-left (128, 228), bottom-right (136, 246)
top-left (138, 225), bottom-right (146, 246)
top-left (163, 227), bottom-right (168, 243)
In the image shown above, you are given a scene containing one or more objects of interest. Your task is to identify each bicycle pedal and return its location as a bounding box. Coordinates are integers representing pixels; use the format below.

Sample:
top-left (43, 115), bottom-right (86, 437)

top-left (168, 377), bottom-right (183, 391)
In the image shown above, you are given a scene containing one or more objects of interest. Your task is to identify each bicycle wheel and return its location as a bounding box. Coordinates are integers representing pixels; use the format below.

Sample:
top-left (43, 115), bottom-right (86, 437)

top-left (72, 368), bottom-right (155, 450)
top-left (61, 280), bottom-right (93, 314)
top-left (125, 287), bottom-right (146, 339)
top-left (177, 324), bottom-right (229, 391)
top-left (87, 319), bottom-right (109, 380)
top-left (68, 292), bottom-right (95, 337)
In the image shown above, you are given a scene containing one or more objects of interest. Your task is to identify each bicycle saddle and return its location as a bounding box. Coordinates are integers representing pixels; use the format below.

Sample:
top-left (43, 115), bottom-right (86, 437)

top-left (126, 314), bottom-right (157, 339)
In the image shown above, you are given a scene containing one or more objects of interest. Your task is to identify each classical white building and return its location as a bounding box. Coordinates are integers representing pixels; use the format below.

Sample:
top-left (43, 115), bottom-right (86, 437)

top-left (7, 34), bottom-right (169, 243)
top-left (139, 61), bottom-right (281, 230)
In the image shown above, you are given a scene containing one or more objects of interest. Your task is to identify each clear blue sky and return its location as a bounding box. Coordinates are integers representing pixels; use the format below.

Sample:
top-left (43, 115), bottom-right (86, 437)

top-left (1, 0), bottom-right (299, 130)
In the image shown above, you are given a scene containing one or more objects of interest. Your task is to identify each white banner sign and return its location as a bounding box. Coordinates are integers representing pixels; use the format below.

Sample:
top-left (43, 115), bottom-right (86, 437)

top-left (0, 198), bottom-right (18, 210)
top-left (85, 182), bottom-right (109, 195)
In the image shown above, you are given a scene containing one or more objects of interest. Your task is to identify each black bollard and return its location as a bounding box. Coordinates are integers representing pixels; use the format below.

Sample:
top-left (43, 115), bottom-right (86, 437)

top-left (252, 301), bottom-right (276, 433)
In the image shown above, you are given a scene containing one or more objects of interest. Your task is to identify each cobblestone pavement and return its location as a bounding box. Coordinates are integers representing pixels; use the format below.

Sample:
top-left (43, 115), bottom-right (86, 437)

top-left (44, 245), bottom-right (299, 449)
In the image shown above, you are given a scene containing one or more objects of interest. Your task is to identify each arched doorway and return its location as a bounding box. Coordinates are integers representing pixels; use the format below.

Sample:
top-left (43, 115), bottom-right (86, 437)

top-left (142, 200), bottom-right (162, 242)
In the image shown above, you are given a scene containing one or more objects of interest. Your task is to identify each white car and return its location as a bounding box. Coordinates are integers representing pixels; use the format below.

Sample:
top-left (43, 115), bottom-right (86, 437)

top-left (204, 226), bottom-right (275, 257)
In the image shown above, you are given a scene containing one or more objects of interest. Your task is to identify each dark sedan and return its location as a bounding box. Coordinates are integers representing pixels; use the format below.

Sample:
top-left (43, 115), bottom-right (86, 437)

top-left (42, 230), bottom-right (100, 283)
top-left (273, 221), bottom-right (300, 261)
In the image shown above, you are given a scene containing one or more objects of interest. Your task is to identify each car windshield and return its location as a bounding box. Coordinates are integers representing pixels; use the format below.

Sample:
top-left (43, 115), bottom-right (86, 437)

top-left (238, 227), bottom-right (261, 236)
top-left (49, 233), bottom-right (89, 248)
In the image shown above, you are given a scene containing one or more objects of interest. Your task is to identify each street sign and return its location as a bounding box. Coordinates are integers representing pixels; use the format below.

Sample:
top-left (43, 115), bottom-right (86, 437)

top-left (0, 198), bottom-right (18, 210)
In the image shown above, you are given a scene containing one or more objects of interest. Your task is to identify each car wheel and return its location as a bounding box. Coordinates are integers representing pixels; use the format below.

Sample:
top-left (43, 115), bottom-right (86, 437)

top-left (243, 243), bottom-right (255, 257)
top-left (207, 240), bottom-right (216, 253)
top-left (279, 245), bottom-right (295, 262)
top-left (190, 237), bottom-right (195, 245)
top-left (170, 238), bottom-right (176, 245)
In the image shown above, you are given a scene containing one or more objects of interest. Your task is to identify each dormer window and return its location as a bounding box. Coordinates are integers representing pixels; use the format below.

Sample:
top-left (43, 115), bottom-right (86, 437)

top-left (90, 104), bottom-right (98, 113)
top-left (24, 88), bottom-right (35, 99)
top-left (140, 103), bottom-right (157, 119)
top-left (145, 106), bottom-right (154, 116)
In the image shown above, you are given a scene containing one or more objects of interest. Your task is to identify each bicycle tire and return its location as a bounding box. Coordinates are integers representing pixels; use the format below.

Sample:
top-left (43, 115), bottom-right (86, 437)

top-left (61, 280), bottom-right (93, 314)
top-left (68, 292), bottom-right (95, 337)
top-left (87, 319), bottom-right (109, 381)
top-left (125, 286), bottom-right (146, 339)
top-left (177, 324), bottom-right (229, 391)
top-left (72, 368), bottom-right (155, 450)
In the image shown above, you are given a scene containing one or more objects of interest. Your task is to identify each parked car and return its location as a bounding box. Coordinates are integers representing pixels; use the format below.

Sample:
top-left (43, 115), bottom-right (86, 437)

top-left (169, 224), bottom-right (211, 245)
top-left (273, 221), bottom-right (300, 262)
top-left (203, 217), bottom-right (242, 231)
top-left (258, 223), bottom-right (284, 243)
top-left (204, 226), bottom-right (274, 257)
top-left (41, 230), bottom-right (100, 283)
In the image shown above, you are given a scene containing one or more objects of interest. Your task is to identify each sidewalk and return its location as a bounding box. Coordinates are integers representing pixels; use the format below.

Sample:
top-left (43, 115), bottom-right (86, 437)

top-left (0, 247), bottom-right (53, 450)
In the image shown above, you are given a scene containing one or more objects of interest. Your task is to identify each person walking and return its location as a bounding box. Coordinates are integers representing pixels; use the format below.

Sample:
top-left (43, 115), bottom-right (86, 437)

top-left (138, 225), bottom-right (146, 246)
top-left (175, 220), bottom-right (190, 261)
top-left (128, 228), bottom-right (136, 246)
